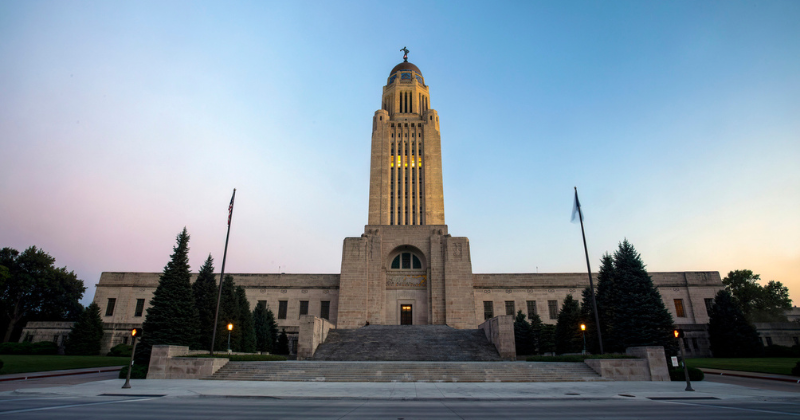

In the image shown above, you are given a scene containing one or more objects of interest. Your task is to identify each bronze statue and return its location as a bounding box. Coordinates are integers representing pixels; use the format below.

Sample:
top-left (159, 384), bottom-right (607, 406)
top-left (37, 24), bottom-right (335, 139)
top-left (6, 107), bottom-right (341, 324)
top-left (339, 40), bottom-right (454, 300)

top-left (401, 46), bottom-right (409, 62)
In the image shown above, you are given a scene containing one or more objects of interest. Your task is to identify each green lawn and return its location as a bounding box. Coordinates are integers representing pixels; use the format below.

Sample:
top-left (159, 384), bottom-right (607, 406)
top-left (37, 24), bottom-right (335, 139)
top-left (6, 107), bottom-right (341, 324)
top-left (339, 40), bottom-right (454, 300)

top-left (0, 355), bottom-right (129, 375)
top-left (686, 358), bottom-right (800, 376)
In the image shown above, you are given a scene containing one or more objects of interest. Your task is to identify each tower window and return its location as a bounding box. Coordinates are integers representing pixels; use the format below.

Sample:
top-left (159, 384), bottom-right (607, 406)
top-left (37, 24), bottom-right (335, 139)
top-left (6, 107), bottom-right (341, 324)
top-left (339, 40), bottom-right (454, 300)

top-left (391, 252), bottom-right (422, 270)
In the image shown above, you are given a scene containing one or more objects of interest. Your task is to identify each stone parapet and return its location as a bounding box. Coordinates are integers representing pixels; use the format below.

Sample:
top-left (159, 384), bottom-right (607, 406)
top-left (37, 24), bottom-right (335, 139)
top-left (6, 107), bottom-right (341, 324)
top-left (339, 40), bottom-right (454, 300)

top-left (296, 315), bottom-right (335, 360)
top-left (478, 315), bottom-right (516, 360)
top-left (584, 359), bottom-right (652, 381)
top-left (146, 345), bottom-right (228, 379)
top-left (626, 346), bottom-right (670, 381)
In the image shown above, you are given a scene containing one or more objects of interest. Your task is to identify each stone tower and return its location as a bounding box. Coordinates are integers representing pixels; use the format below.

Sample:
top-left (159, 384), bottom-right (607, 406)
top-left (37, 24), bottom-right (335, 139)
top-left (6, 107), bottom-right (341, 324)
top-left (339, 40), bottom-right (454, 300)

top-left (337, 55), bottom-right (477, 330)
top-left (367, 61), bottom-right (445, 226)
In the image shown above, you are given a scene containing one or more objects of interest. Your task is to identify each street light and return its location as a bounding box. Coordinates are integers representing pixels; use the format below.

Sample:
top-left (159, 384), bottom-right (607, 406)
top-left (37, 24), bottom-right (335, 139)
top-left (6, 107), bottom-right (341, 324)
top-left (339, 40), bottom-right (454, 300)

top-left (580, 324), bottom-right (587, 355)
top-left (122, 328), bottom-right (141, 389)
top-left (227, 323), bottom-right (234, 353)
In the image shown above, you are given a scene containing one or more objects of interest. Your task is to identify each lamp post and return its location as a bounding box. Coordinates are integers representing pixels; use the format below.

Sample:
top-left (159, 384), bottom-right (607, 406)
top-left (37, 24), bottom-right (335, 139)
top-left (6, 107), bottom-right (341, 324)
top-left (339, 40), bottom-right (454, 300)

top-left (227, 323), bottom-right (233, 353)
top-left (122, 328), bottom-right (141, 389)
top-left (580, 324), bottom-right (587, 355)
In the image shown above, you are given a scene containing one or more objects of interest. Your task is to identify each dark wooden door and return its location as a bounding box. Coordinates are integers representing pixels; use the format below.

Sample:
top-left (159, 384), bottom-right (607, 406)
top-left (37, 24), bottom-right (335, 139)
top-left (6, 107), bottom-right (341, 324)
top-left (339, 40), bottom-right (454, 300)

top-left (401, 305), bottom-right (412, 325)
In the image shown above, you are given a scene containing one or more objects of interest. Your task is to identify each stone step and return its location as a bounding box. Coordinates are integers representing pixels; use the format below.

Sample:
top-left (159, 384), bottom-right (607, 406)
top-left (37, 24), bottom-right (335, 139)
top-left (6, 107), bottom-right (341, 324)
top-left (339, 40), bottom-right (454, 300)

top-left (206, 361), bottom-right (607, 382)
top-left (310, 325), bottom-right (502, 361)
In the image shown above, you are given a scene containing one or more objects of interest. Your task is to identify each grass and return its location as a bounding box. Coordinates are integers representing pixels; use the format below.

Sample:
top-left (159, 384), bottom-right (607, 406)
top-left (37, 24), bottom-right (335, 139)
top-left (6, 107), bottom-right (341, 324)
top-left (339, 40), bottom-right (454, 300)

top-left (686, 358), bottom-right (800, 376)
top-left (527, 354), bottom-right (637, 363)
top-left (179, 354), bottom-right (287, 361)
top-left (0, 355), bottom-right (130, 375)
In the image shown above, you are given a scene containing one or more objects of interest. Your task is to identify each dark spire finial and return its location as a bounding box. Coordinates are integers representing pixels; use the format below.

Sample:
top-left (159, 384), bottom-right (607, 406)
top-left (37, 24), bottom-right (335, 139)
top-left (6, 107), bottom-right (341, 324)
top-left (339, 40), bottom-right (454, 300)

top-left (400, 46), bottom-right (409, 62)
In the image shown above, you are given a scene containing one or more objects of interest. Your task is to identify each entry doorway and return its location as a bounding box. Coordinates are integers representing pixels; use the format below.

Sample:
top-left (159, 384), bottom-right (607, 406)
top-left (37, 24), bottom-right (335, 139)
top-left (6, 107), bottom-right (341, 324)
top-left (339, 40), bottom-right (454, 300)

top-left (400, 305), bottom-right (413, 325)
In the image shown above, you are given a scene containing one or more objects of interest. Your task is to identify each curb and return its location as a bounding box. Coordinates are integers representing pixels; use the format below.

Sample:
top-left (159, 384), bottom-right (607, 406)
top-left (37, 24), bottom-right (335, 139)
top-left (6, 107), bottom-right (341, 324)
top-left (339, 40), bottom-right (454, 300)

top-left (0, 367), bottom-right (123, 383)
top-left (700, 369), bottom-right (800, 384)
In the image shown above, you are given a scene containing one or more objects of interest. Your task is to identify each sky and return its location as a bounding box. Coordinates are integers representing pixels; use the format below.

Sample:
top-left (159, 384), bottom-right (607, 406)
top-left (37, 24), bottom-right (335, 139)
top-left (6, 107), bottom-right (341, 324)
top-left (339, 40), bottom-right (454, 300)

top-left (1, 1), bottom-right (798, 307)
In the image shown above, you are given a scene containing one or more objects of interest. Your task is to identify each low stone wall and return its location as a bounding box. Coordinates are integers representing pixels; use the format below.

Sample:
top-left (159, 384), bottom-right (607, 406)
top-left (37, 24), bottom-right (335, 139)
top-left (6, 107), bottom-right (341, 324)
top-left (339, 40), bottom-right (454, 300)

top-left (146, 345), bottom-right (228, 379)
top-left (478, 315), bottom-right (516, 360)
top-left (296, 315), bottom-right (335, 360)
top-left (583, 346), bottom-right (670, 381)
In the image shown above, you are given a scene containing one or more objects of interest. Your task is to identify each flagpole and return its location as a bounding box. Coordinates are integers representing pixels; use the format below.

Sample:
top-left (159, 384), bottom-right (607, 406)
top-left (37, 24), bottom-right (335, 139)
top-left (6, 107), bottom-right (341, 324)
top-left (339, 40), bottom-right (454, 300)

top-left (210, 188), bottom-right (236, 355)
top-left (575, 187), bottom-right (604, 355)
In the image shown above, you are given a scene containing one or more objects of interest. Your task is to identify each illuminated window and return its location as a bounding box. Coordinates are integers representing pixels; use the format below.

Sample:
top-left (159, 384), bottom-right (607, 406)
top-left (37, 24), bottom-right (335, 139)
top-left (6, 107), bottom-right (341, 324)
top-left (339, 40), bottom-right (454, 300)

top-left (674, 299), bottom-right (686, 317)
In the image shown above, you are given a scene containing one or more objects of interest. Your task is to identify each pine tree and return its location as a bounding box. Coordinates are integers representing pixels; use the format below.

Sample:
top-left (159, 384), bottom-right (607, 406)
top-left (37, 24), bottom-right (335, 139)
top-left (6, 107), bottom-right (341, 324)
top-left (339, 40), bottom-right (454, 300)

top-left (253, 301), bottom-right (271, 353)
top-left (64, 302), bottom-right (104, 355)
top-left (513, 310), bottom-right (535, 355)
top-left (276, 328), bottom-right (289, 355)
top-left (192, 254), bottom-right (218, 351)
top-left (528, 309), bottom-right (544, 354)
top-left (555, 294), bottom-right (583, 354)
top-left (138, 228), bottom-right (200, 364)
top-left (708, 289), bottom-right (763, 357)
top-left (236, 286), bottom-right (256, 353)
top-left (214, 275), bottom-right (240, 351)
top-left (594, 254), bottom-right (617, 352)
top-left (539, 324), bottom-right (556, 354)
top-left (609, 239), bottom-right (675, 353)
top-left (265, 306), bottom-right (278, 352)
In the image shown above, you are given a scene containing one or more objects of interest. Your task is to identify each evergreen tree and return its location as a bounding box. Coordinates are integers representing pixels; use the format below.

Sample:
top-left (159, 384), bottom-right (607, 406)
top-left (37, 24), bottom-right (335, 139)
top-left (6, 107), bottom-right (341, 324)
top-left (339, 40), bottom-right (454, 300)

top-left (265, 306), bottom-right (278, 352)
top-left (137, 228), bottom-right (200, 364)
top-left (708, 289), bottom-right (763, 357)
top-left (609, 240), bottom-right (675, 353)
top-left (253, 301), bottom-right (272, 353)
top-left (236, 286), bottom-right (256, 353)
top-left (192, 254), bottom-right (218, 351)
top-left (538, 324), bottom-right (556, 354)
top-left (513, 310), bottom-right (535, 355)
top-left (593, 254), bottom-right (617, 352)
top-left (276, 328), bottom-right (289, 355)
top-left (214, 275), bottom-right (240, 351)
top-left (580, 287), bottom-right (600, 354)
top-left (528, 309), bottom-right (544, 354)
top-left (64, 302), bottom-right (104, 355)
top-left (555, 295), bottom-right (583, 354)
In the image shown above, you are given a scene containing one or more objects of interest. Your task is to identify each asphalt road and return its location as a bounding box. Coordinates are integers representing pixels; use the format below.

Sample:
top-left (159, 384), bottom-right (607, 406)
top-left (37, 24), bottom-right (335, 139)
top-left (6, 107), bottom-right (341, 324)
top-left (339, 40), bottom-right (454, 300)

top-left (703, 373), bottom-right (800, 394)
top-left (2, 395), bottom-right (800, 419)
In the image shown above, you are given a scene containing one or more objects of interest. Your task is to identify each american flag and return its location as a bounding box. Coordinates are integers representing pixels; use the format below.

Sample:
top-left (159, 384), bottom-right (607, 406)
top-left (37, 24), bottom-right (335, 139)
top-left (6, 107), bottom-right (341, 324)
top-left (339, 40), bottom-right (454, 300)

top-left (228, 189), bottom-right (236, 226)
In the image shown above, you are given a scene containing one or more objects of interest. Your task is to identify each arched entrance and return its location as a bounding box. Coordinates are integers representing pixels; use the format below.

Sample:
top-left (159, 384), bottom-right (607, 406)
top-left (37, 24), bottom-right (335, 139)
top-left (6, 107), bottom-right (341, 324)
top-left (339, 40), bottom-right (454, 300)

top-left (385, 245), bottom-right (428, 325)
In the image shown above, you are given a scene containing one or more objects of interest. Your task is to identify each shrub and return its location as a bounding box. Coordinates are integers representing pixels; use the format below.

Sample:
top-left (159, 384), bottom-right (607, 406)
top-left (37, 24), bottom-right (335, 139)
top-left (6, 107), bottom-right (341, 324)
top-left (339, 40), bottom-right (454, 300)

top-left (669, 367), bottom-right (704, 382)
top-left (31, 341), bottom-right (58, 355)
top-left (0, 359), bottom-right (4, 371)
top-left (0, 342), bottom-right (34, 355)
top-left (107, 344), bottom-right (133, 357)
top-left (118, 364), bottom-right (148, 379)
top-left (791, 361), bottom-right (800, 377)
top-left (762, 345), bottom-right (800, 358)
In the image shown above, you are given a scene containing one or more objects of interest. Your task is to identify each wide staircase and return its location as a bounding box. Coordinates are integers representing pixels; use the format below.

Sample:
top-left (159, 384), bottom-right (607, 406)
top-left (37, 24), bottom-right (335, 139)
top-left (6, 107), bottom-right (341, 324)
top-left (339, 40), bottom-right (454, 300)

top-left (310, 325), bottom-right (501, 361)
top-left (205, 325), bottom-right (606, 382)
top-left (207, 361), bottom-right (606, 382)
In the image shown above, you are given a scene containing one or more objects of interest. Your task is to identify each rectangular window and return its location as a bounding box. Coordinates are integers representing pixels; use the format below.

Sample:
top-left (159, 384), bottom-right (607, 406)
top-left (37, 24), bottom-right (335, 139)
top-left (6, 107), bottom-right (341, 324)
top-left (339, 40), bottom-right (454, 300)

top-left (53, 335), bottom-right (59, 343)
top-left (674, 299), bottom-right (686, 317)
top-left (704, 298), bottom-right (714, 315)
top-left (548, 300), bottom-right (558, 320)
top-left (278, 301), bottom-right (288, 319)
top-left (527, 301), bottom-right (537, 320)
top-left (134, 299), bottom-right (145, 317)
top-left (105, 298), bottom-right (116, 316)
top-left (692, 338), bottom-right (699, 350)
top-left (505, 301), bottom-right (515, 316)
top-left (766, 337), bottom-right (773, 346)
top-left (483, 301), bottom-right (494, 320)
top-left (299, 301), bottom-right (309, 316)
top-left (320, 301), bottom-right (330, 320)
top-left (257, 300), bottom-right (267, 308)
top-left (123, 336), bottom-right (128, 345)
top-left (794, 337), bottom-right (799, 346)
top-left (683, 338), bottom-right (691, 352)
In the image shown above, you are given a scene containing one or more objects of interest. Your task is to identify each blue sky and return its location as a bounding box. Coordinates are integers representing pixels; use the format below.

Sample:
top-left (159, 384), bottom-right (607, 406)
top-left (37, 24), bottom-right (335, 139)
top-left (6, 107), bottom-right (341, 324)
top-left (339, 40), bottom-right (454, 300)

top-left (1, 1), bottom-right (798, 306)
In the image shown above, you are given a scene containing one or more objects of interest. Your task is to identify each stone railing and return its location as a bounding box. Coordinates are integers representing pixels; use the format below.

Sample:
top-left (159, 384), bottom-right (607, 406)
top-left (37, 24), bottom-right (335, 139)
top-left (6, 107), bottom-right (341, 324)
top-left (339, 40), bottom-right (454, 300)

top-left (478, 315), bottom-right (516, 360)
top-left (296, 315), bottom-right (336, 360)
top-left (584, 346), bottom-right (670, 381)
top-left (146, 345), bottom-right (228, 379)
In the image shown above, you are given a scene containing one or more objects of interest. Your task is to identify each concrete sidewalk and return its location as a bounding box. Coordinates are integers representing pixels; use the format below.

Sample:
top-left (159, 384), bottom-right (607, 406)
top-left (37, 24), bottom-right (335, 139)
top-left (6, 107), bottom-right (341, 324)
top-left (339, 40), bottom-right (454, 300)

top-left (4, 378), bottom-right (799, 401)
top-left (699, 368), bottom-right (800, 384)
